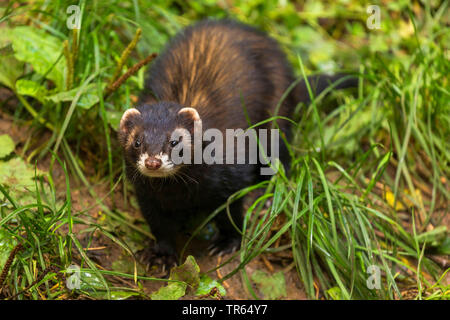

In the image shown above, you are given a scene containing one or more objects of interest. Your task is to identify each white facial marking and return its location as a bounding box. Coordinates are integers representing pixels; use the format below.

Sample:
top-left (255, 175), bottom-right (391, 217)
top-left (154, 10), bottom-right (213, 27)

top-left (137, 152), bottom-right (179, 178)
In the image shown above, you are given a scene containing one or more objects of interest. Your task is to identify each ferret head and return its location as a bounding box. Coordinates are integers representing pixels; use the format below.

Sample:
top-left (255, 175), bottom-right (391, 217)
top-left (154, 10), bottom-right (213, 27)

top-left (119, 102), bottom-right (201, 178)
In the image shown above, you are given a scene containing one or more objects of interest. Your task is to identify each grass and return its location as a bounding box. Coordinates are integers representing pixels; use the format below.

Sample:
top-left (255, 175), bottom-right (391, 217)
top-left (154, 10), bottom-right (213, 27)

top-left (0, 0), bottom-right (449, 300)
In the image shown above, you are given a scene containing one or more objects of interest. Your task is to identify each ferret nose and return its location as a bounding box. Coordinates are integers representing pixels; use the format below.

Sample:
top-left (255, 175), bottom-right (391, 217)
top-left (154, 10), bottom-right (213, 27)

top-left (145, 157), bottom-right (162, 170)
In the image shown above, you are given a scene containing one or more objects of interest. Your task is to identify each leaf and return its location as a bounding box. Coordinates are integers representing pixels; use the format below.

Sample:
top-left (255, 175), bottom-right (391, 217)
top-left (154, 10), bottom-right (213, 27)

top-left (195, 274), bottom-right (226, 298)
top-left (0, 134), bottom-right (15, 159)
top-left (45, 83), bottom-right (103, 109)
top-left (251, 270), bottom-right (287, 300)
top-left (150, 255), bottom-right (200, 300)
top-left (150, 281), bottom-right (187, 300)
top-left (9, 26), bottom-right (66, 89)
top-left (169, 255), bottom-right (200, 287)
top-left (0, 29), bottom-right (24, 89)
top-left (0, 56), bottom-right (24, 89)
top-left (0, 157), bottom-right (35, 189)
top-left (0, 157), bottom-right (40, 205)
top-left (327, 286), bottom-right (344, 300)
top-left (15, 79), bottom-right (48, 103)
top-left (79, 270), bottom-right (106, 290)
top-left (110, 291), bottom-right (141, 300)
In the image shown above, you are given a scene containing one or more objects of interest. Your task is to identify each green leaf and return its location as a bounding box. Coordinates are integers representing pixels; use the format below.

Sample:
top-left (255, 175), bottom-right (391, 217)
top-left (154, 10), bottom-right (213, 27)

top-left (9, 26), bottom-right (65, 89)
top-left (45, 83), bottom-right (103, 109)
top-left (0, 56), bottom-right (24, 89)
top-left (0, 157), bottom-right (35, 189)
top-left (0, 30), bottom-right (24, 89)
top-left (327, 286), bottom-right (345, 300)
top-left (15, 79), bottom-right (48, 103)
top-left (79, 271), bottom-right (106, 290)
top-left (110, 291), bottom-right (141, 300)
top-left (169, 255), bottom-right (200, 287)
top-left (251, 270), bottom-right (287, 300)
top-left (150, 281), bottom-right (187, 300)
top-left (0, 134), bottom-right (15, 158)
top-left (0, 157), bottom-right (40, 205)
top-left (150, 255), bottom-right (200, 300)
top-left (195, 274), bottom-right (226, 298)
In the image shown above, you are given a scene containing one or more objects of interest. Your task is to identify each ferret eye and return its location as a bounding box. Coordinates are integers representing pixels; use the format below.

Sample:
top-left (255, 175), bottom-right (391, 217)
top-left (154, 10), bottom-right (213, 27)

top-left (134, 139), bottom-right (141, 149)
top-left (169, 140), bottom-right (179, 148)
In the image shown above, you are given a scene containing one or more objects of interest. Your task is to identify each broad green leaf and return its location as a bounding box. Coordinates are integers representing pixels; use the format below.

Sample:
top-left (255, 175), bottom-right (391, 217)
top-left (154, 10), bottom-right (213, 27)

top-left (0, 29), bottom-right (24, 89)
top-left (9, 26), bottom-right (65, 89)
top-left (150, 281), bottom-right (186, 300)
top-left (0, 157), bottom-right (35, 189)
top-left (327, 286), bottom-right (345, 300)
top-left (0, 56), bottom-right (24, 89)
top-left (79, 271), bottom-right (108, 290)
top-left (195, 274), bottom-right (226, 298)
top-left (150, 255), bottom-right (200, 300)
top-left (0, 134), bottom-right (15, 158)
top-left (251, 270), bottom-right (287, 300)
top-left (16, 79), bottom-right (48, 103)
top-left (0, 157), bottom-right (40, 205)
top-left (169, 255), bottom-right (200, 287)
top-left (45, 83), bottom-right (102, 109)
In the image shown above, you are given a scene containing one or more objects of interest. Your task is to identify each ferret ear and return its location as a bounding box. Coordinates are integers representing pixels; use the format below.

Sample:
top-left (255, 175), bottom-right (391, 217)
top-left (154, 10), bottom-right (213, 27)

top-left (120, 108), bottom-right (141, 134)
top-left (178, 107), bottom-right (202, 133)
top-left (178, 107), bottom-right (201, 122)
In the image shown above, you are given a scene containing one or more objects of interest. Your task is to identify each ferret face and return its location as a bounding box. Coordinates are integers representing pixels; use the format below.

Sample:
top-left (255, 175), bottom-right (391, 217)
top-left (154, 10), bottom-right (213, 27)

top-left (119, 103), bottom-right (200, 178)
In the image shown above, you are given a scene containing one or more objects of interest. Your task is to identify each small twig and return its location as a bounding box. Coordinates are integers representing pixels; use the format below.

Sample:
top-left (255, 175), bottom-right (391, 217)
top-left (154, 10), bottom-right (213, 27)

top-left (197, 287), bottom-right (223, 300)
top-left (0, 243), bottom-right (23, 288)
top-left (104, 53), bottom-right (157, 98)
top-left (261, 255), bottom-right (274, 273)
top-left (215, 255), bottom-right (232, 298)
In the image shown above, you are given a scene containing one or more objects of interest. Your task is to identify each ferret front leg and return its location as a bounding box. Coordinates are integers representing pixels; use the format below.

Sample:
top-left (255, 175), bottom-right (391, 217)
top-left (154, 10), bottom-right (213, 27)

top-left (209, 199), bottom-right (243, 256)
top-left (136, 192), bottom-right (178, 268)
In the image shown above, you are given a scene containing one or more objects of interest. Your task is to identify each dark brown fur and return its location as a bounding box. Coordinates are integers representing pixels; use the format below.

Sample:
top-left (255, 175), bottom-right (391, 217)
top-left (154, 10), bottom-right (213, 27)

top-left (140, 19), bottom-right (297, 137)
top-left (120, 19), bottom-right (356, 266)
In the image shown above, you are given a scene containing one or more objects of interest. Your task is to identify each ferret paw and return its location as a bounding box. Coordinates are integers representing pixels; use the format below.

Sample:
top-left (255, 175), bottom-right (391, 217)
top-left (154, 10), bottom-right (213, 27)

top-left (208, 236), bottom-right (241, 257)
top-left (137, 243), bottom-right (178, 273)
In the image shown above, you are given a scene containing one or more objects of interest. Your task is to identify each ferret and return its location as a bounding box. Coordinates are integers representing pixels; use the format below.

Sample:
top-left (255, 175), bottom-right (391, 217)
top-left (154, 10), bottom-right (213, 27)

top-left (119, 19), bottom-right (356, 266)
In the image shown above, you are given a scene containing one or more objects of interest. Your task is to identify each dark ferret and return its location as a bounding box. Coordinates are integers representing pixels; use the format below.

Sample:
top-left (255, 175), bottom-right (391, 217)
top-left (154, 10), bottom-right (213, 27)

top-left (119, 19), bottom-right (356, 266)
